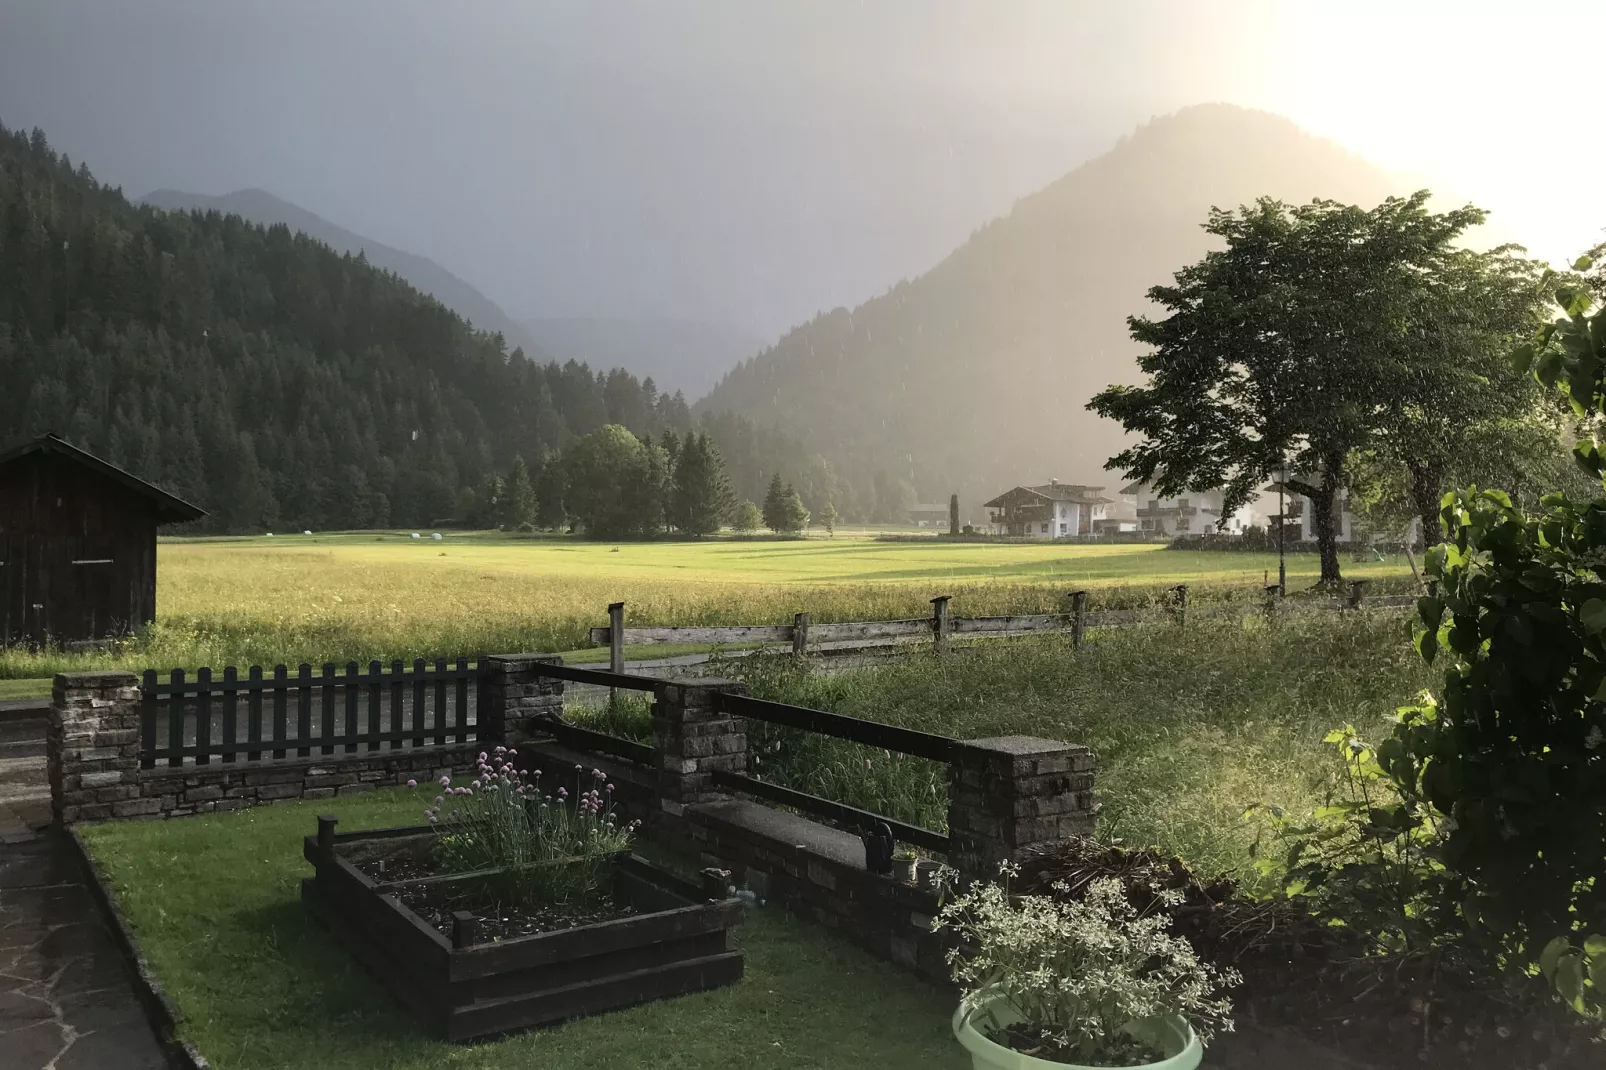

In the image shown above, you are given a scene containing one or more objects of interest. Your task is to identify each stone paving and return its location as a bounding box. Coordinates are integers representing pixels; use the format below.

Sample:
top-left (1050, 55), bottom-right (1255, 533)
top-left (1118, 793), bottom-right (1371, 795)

top-left (0, 827), bottom-right (169, 1070)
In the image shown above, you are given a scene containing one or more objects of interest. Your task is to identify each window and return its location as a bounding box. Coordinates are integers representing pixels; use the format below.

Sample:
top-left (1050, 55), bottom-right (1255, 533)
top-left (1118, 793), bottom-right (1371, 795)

top-left (1059, 523), bottom-right (1068, 534)
top-left (1040, 523), bottom-right (1049, 534)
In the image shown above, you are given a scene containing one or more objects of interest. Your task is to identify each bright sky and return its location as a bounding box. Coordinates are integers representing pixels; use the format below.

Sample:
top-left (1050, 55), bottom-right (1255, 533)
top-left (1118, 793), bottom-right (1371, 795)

top-left (1241, 1), bottom-right (1597, 265)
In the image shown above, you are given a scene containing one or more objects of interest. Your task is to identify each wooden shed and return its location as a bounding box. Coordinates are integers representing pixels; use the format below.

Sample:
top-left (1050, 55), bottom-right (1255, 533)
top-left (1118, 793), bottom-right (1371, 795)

top-left (0, 433), bottom-right (205, 648)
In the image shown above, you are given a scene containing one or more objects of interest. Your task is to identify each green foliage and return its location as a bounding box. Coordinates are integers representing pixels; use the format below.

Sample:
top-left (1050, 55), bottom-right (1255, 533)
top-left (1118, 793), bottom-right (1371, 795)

top-left (561, 425), bottom-right (659, 538)
top-left (762, 474), bottom-right (809, 534)
top-left (1540, 935), bottom-right (1606, 1020)
top-left (1247, 723), bottom-right (1450, 955)
top-left (935, 866), bottom-right (1239, 1063)
top-left (668, 431), bottom-right (735, 535)
top-left (1090, 191), bottom-right (1495, 584)
top-left (820, 500), bottom-right (837, 537)
top-left (731, 499), bottom-right (763, 533)
top-left (498, 455), bottom-right (536, 530)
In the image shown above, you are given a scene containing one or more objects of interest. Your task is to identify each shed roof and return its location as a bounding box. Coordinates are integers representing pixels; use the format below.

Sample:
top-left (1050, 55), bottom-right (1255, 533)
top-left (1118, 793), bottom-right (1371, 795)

top-left (0, 433), bottom-right (207, 524)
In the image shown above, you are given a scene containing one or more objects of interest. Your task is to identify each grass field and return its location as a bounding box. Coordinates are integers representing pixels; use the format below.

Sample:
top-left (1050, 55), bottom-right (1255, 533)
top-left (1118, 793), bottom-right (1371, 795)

top-left (0, 530), bottom-right (1411, 678)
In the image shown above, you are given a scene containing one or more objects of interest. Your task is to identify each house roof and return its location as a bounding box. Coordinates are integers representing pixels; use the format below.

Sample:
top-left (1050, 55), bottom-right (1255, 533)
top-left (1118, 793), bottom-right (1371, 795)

top-left (0, 433), bottom-right (207, 524)
top-left (983, 484), bottom-right (1113, 508)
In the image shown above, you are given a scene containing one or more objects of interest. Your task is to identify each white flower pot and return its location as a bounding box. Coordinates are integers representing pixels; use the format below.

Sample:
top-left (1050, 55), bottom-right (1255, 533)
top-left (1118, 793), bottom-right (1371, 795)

top-left (952, 994), bottom-right (1202, 1070)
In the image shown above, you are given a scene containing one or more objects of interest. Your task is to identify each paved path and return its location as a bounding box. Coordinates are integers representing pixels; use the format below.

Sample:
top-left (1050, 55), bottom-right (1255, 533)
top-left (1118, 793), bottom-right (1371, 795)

top-left (0, 823), bottom-right (169, 1070)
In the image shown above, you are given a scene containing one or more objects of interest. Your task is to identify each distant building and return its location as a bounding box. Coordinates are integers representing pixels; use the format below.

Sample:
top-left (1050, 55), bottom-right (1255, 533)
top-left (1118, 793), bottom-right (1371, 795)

top-left (0, 433), bottom-right (205, 647)
top-left (1263, 473), bottom-right (1358, 543)
top-left (1122, 481), bottom-right (1255, 537)
top-left (906, 503), bottom-right (951, 528)
top-left (983, 481), bottom-right (1112, 538)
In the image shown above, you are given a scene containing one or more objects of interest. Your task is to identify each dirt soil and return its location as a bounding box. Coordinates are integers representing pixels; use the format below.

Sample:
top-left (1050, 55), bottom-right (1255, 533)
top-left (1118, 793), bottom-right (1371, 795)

top-left (1016, 839), bottom-right (1603, 1070)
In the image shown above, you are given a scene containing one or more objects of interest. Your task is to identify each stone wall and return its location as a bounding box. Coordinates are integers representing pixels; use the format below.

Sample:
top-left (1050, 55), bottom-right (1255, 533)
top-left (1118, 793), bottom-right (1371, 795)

top-left (131, 748), bottom-right (481, 818)
top-left (49, 671), bottom-right (144, 825)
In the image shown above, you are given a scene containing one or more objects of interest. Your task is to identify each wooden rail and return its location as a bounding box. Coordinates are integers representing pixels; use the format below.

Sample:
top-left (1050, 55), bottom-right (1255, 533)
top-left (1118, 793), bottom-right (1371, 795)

top-left (713, 692), bottom-right (956, 763)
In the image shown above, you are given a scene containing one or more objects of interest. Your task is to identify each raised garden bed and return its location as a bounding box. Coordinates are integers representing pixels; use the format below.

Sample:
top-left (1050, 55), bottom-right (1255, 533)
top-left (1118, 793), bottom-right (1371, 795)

top-left (301, 817), bottom-right (745, 1041)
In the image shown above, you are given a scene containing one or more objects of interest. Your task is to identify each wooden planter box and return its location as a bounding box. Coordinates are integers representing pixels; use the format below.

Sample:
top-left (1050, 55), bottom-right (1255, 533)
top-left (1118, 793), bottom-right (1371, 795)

top-left (301, 821), bottom-right (745, 1040)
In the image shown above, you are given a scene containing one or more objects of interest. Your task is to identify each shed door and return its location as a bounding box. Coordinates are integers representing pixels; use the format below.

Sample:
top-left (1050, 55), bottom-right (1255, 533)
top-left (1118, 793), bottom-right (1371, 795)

top-left (0, 534), bottom-right (19, 646)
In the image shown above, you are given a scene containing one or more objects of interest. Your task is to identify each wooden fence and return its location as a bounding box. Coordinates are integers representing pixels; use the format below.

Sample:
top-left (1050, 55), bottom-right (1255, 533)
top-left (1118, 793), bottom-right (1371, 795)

top-left (587, 582), bottom-right (1417, 670)
top-left (138, 657), bottom-right (480, 768)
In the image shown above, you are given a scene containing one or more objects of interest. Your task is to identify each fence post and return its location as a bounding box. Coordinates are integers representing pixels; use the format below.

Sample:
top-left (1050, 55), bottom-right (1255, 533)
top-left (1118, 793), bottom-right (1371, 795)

top-left (947, 735), bottom-right (1096, 886)
top-left (1348, 579), bottom-right (1368, 611)
top-left (931, 595), bottom-right (952, 653)
top-left (317, 814), bottom-right (338, 864)
top-left (792, 612), bottom-right (811, 656)
top-left (1069, 591), bottom-right (1088, 649)
top-left (608, 601), bottom-right (626, 674)
top-left (1173, 584), bottom-right (1188, 628)
top-left (651, 678), bottom-right (748, 818)
top-left (451, 911), bottom-right (479, 948)
top-left (1264, 585), bottom-right (1280, 617)
top-left (479, 653), bottom-right (564, 748)
top-left (49, 671), bottom-right (146, 825)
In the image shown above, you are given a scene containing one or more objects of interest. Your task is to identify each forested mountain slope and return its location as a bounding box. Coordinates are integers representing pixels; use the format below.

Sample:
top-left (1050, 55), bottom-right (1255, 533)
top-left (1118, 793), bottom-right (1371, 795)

top-left (699, 105), bottom-right (1428, 509)
top-left (0, 122), bottom-right (691, 531)
top-left (141, 186), bottom-right (541, 357)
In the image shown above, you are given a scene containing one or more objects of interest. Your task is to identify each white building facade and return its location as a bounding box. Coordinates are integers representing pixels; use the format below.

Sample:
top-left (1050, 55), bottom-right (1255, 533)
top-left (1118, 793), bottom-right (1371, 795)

top-left (983, 482), bottom-right (1113, 538)
top-left (1122, 481), bottom-right (1255, 536)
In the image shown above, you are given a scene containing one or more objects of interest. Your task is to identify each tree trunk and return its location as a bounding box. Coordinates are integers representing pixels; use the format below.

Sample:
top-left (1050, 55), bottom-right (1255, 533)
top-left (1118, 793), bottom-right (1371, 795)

top-left (1290, 456), bottom-right (1344, 587)
top-left (1408, 461), bottom-right (1444, 550)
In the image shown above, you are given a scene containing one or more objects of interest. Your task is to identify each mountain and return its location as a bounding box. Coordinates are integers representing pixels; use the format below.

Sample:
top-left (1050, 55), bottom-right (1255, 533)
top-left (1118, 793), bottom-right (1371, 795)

top-left (698, 104), bottom-right (1468, 513)
top-left (140, 187), bottom-right (541, 356)
top-left (519, 317), bottom-right (768, 399)
top-left (0, 123), bottom-right (696, 532)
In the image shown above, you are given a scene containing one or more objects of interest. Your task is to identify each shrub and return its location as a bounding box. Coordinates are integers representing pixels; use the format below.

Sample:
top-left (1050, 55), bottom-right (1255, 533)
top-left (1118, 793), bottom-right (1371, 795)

top-left (935, 864), bottom-right (1238, 1064)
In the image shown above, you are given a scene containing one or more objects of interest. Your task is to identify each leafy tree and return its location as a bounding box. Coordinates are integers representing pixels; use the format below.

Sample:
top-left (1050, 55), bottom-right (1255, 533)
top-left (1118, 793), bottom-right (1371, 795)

top-left (563, 425), bottom-right (652, 539)
top-left (820, 500), bottom-right (838, 537)
top-left (732, 500), bottom-right (762, 533)
top-left (1090, 192), bottom-right (1488, 585)
top-left (534, 457), bottom-right (567, 531)
top-left (670, 432), bottom-right (734, 536)
top-left (499, 455), bottom-right (536, 530)
top-left (762, 474), bottom-right (809, 535)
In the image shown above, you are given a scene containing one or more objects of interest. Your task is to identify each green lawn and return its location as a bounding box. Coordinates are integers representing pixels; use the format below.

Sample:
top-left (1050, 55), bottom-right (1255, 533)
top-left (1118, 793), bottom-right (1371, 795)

top-left (79, 790), bottom-right (968, 1070)
top-left (0, 677), bottom-right (49, 700)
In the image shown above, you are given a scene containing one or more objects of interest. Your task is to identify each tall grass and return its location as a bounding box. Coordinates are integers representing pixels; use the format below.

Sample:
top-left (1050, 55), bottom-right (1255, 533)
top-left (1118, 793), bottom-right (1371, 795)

top-left (708, 611), bottom-right (1429, 880)
top-left (0, 534), bottom-right (1413, 679)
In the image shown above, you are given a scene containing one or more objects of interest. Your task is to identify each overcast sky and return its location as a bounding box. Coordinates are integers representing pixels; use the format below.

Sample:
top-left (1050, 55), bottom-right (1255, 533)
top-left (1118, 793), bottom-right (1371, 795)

top-left (2, 1), bottom-right (1601, 340)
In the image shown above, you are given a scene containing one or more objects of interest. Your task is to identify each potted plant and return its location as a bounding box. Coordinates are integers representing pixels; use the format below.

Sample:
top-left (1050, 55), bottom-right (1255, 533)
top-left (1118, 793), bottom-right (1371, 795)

top-left (934, 864), bottom-right (1238, 1069)
top-left (892, 847), bottom-right (920, 884)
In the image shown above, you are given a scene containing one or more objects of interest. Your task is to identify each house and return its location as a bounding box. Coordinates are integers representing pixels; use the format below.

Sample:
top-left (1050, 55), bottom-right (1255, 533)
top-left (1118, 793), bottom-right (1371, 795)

top-left (906, 503), bottom-right (951, 529)
top-left (1122, 481), bottom-right (1255, 537)
top-left (983, 481), bottom-right (1112, 538)
top-left (1263, 474), bottom-right (1358, 543)
top-left (0, 433), bottom-right (206, 647)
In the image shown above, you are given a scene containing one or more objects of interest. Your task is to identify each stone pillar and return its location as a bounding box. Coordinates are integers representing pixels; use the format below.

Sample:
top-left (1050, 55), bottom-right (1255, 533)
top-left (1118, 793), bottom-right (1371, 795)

top-left (947, 735), bottom-right (1095, 883)
top-left (49, 671), bottom-right (144, 824)
top-left (652, 678), bottom-right (747, 817)
top-left (478, 654), bottom-right (564, 748)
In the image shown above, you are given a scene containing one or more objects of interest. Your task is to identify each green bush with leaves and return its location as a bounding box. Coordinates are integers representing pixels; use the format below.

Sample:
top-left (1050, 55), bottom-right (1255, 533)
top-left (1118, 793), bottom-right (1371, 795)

top-left (1350, 259), bottom-right (1606, 997)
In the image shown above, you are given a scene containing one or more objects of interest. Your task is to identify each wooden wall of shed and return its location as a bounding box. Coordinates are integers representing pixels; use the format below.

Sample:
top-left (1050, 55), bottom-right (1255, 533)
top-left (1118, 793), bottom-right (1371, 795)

top-left (0, 453), bottom-right (160, 646)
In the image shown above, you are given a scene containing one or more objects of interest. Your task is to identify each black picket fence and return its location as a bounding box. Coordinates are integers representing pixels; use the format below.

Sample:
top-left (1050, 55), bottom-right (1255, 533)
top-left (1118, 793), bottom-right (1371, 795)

top-left (138, 657), bottom-right (481, 768)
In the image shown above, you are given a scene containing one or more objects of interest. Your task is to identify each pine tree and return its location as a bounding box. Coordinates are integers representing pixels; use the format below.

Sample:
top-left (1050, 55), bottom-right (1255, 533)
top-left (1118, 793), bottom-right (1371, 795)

top-left (820, 500), bottom-right (838, 537)
top-left (732, 500), bottom-right (762, 533)
top-left (500, 455), bottom-right (536, 530)
top-left (671, 433), bottom-right (734, 536)
top-left (762, 474), bottom-right (809, 535)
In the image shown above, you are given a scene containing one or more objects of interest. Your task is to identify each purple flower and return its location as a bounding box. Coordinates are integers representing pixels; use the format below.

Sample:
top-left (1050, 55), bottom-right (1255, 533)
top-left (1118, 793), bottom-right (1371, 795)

top-left (439, 775), bottom-right (451, 787)
top-left (406, 778), bottom-right (417, 788)
top-left (507, 749), bottom-right (517, 757)
top-left (532, 768), bottom-right (541, 777)
top-left (428, 815), bottom-right (438, 824)
top-left (471, 780), bottom-right (481, 790)
top-left (435, 795), bottom-right (444, 806)
top-left (605, 783), bottom-right (615, 792)
top-left (591, 768), bottom-right (604, 779)
top-left (557, 787), bottom-right (568, 797)
top-left (479, 752), bottom-right (489, 762)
